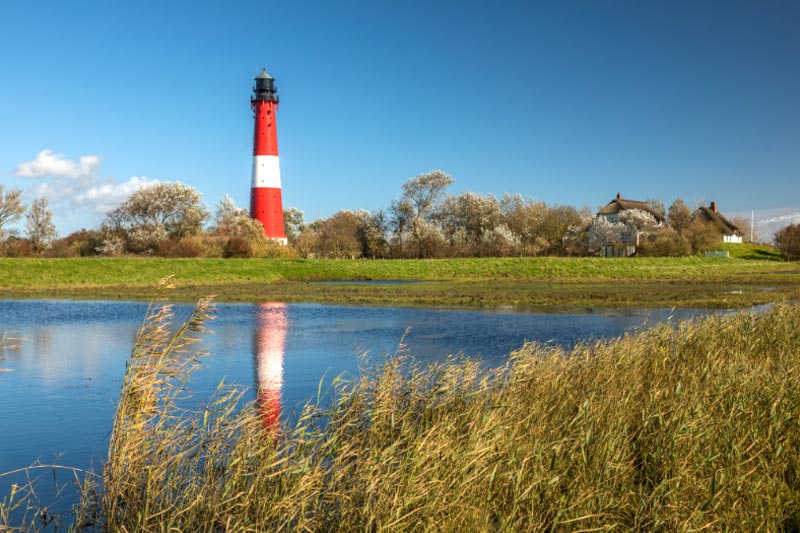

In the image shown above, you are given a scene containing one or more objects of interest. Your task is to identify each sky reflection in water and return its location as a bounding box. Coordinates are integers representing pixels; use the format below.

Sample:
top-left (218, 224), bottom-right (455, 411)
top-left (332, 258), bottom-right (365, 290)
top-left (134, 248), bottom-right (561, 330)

top-left (0, 299), bottom-right (712, 513)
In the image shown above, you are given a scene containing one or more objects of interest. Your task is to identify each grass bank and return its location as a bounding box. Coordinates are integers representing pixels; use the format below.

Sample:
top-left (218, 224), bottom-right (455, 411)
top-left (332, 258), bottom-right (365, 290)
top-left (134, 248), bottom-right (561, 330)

top-left (0, 250), bottom-right (798, 309)
top-left (4, 297), bottom-right (799, 531)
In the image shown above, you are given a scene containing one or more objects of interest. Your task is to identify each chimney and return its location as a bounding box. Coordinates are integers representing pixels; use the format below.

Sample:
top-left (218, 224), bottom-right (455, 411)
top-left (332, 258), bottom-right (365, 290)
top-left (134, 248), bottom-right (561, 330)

top-left (710, 201), bottom-right (717, 213)
top-left (616, 192), bottom-right (622, 200)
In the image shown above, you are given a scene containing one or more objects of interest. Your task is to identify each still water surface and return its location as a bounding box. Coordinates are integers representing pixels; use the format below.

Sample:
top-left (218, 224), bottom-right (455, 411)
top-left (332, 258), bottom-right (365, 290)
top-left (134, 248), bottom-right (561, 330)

top-left (0, 299), bottom-right (709, 513)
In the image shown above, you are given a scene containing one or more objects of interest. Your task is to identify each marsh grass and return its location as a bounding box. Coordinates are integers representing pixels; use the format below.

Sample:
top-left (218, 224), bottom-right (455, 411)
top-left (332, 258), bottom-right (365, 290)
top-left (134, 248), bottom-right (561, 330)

top-left (2, 256), bottom-right (799, 310)
top-left (3, 299), bottom-right (800, 531)
top-left (2, 256), bottom-right (799, 309)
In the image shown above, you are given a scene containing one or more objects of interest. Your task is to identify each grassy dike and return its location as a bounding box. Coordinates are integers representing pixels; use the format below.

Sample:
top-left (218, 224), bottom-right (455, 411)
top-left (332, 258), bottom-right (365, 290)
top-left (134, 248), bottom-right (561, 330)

top-left (5, 296), bottom-right (798, 531)
top-left (0, 244), bottom-right (798, 309)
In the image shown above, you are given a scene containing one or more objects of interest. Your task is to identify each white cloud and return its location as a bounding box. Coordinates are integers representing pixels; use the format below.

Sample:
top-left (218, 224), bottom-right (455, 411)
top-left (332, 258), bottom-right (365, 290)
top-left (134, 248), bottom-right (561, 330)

top-left (9, 148), bottom-right (166, 232)
top-left (77, 176), bottom-right (159, 213)
top-left (756, 211), bottom-right (800, 242)
top-left (13, 149), bottom-right (100, 180)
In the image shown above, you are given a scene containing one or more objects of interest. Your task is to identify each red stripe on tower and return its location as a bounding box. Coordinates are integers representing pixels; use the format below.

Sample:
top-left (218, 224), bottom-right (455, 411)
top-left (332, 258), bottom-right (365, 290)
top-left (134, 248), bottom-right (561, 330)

top-left (250, 68), bottom-right (287, 243)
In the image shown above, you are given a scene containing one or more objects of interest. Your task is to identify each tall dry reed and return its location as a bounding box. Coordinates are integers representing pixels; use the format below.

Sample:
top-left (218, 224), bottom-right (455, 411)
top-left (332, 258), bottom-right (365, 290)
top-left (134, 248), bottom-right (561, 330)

top-left (4, 300), bottom-right (800, 531)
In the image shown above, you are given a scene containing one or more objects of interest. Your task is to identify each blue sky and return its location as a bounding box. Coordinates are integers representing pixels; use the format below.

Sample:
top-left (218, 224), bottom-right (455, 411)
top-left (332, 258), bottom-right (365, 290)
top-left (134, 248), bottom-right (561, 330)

top-left (1, 0), bottom-right (798, 238)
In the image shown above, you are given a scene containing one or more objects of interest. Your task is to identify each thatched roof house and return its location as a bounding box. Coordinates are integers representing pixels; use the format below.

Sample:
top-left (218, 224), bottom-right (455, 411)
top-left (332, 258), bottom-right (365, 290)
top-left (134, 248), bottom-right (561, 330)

top-left (592, 193), bottom-right (665, 257)
top-left (692, 202), bottom-right (742, 243)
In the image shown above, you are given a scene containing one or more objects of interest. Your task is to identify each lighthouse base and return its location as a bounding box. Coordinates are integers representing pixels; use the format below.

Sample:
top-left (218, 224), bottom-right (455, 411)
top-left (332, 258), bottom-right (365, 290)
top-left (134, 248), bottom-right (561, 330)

top-left (250, 186), bottom-right (287, 241)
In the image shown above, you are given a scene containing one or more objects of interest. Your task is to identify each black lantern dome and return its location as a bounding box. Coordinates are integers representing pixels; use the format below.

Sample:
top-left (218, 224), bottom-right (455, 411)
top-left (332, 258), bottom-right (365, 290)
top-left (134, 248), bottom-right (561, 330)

top-left (253, 68), bottom-right (278, 101)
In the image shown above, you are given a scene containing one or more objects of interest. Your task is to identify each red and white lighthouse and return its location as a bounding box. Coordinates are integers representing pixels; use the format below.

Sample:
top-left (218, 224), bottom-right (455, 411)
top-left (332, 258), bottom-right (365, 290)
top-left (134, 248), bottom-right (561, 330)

top-left (250, 68), bottom-right (287, 243)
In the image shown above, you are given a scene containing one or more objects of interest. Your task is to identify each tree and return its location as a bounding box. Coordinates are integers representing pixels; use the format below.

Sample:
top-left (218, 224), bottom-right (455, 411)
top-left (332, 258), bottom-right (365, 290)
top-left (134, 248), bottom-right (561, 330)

top-left (536, 205), bottom-right (583, 255)
top-left (399, 170), bottom-right (453, 257)
top-left (437, 191), bottom-right (502, 255)
top-left (562, 217), bottom-right (592, 256)
top-left (0, 185), bottom-right (25, 241)
top-left (667, 199), bottom-right (692, 236)
top-left (107, 182), bottom-right (209, 252)
top-left (283, 207), bottom-right (305, 244)
top-left (731, 216), bottom-right (752, 243)
top-left (211, 195), bottom-right (263, 238)
top-left (619, 208), bottom-right (660, 232)
top-left (389, 198), bottom-right (413, 257)
top-left (646, 199), bottom-right (666, 219)
top-left (497, 195), bottom-right (582, 256)
top-left (293, 227), bottom-right (317, 258)
top-left (479, 223), bottom-right (520, 257)
top-left (312, 210), bottom-right (363, 259)
top-left (588, 216), bottom-right (626, 252)
top-left (499, 194), bottom-right (549, 255)
top-left (359, 210), bottom-right (390, 259)
top-left (211, 195), bottom-right (242, 234)
top-left (25, 197), bottom-right (58, 251)
top-left (775, 224), bottom-right (800, 261)
top-left (109, 181), bottom-right (208, 236)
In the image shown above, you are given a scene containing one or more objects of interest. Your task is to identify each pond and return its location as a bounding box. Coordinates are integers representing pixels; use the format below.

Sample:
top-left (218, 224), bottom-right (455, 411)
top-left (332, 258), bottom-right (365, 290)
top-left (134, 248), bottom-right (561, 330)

top-left (0, 299), bottom-right (710, 519)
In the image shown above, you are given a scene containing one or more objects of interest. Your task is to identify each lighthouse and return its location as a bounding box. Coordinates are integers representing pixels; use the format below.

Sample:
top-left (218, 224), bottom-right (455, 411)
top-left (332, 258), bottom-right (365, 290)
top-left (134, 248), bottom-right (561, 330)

top-left (250, 68), bottom-right (287, 243)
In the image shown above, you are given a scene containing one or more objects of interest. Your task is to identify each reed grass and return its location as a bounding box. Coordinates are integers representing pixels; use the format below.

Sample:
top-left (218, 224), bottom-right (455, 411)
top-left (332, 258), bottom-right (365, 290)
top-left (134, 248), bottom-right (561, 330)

top-left (3, 299), bottom-right (800, 531)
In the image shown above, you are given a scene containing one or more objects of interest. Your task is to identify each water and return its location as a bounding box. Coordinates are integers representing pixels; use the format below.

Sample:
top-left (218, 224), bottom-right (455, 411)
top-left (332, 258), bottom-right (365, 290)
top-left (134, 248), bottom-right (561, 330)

top-left (0, 299), bottom-right (710, 519)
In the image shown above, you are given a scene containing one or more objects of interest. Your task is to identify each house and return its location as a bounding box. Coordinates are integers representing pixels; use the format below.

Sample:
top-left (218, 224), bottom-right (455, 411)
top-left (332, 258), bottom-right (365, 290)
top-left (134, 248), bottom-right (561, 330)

top-left (592, 193), bottom-right (665, 257)
top-left (692, 202), bottom-right (742, 244)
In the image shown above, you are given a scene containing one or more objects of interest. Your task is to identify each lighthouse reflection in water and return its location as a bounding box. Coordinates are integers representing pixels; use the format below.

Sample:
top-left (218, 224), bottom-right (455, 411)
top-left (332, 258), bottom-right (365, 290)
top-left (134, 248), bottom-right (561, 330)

top-left (252, 303), bottom-right (289, 430)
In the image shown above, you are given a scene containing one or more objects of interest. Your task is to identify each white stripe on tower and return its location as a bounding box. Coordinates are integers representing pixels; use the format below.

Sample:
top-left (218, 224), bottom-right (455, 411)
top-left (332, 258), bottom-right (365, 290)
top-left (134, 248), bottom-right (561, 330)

top-left (251, 155), bottom-right (282, 189)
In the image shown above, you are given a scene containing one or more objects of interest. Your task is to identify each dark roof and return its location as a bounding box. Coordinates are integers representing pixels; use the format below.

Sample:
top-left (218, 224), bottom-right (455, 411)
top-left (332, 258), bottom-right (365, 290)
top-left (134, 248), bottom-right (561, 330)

top-left (692, 206), bottom-right (739, 236)
top-left (597, 198), bottom-right (666, 223)
top-left (255, 67), bottom-right (273, 80)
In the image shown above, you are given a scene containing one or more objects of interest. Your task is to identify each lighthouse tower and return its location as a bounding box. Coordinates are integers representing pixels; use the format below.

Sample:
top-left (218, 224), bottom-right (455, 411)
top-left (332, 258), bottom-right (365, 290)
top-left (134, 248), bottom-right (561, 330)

top-left (250, 68), bottom-right (287, 243)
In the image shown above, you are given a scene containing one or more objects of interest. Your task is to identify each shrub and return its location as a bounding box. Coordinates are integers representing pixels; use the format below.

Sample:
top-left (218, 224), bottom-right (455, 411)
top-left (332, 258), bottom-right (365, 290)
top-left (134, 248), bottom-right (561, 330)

top-left (0, 237), bottom-right (35, 257)
top-left (637, 229), bottom-right (691, 257)
top-left (775, 224), bottom-right (800, 261)
top-left (223, 236), bottom-right (253, 258)
top-left (256, 240), bottom-right (298, 259)
top-left (47, 229), bottom-right (107, 257)
top-left (156, 237), bottom-right (205, 258)
top-left (44, 240), bottom-right (81, 258)
top-left (125, 224), bottom-right (169, 254)
top-left (96, 236), bottom-right (126, 257)
top-left (684, 219), bottom-right (721, 254)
